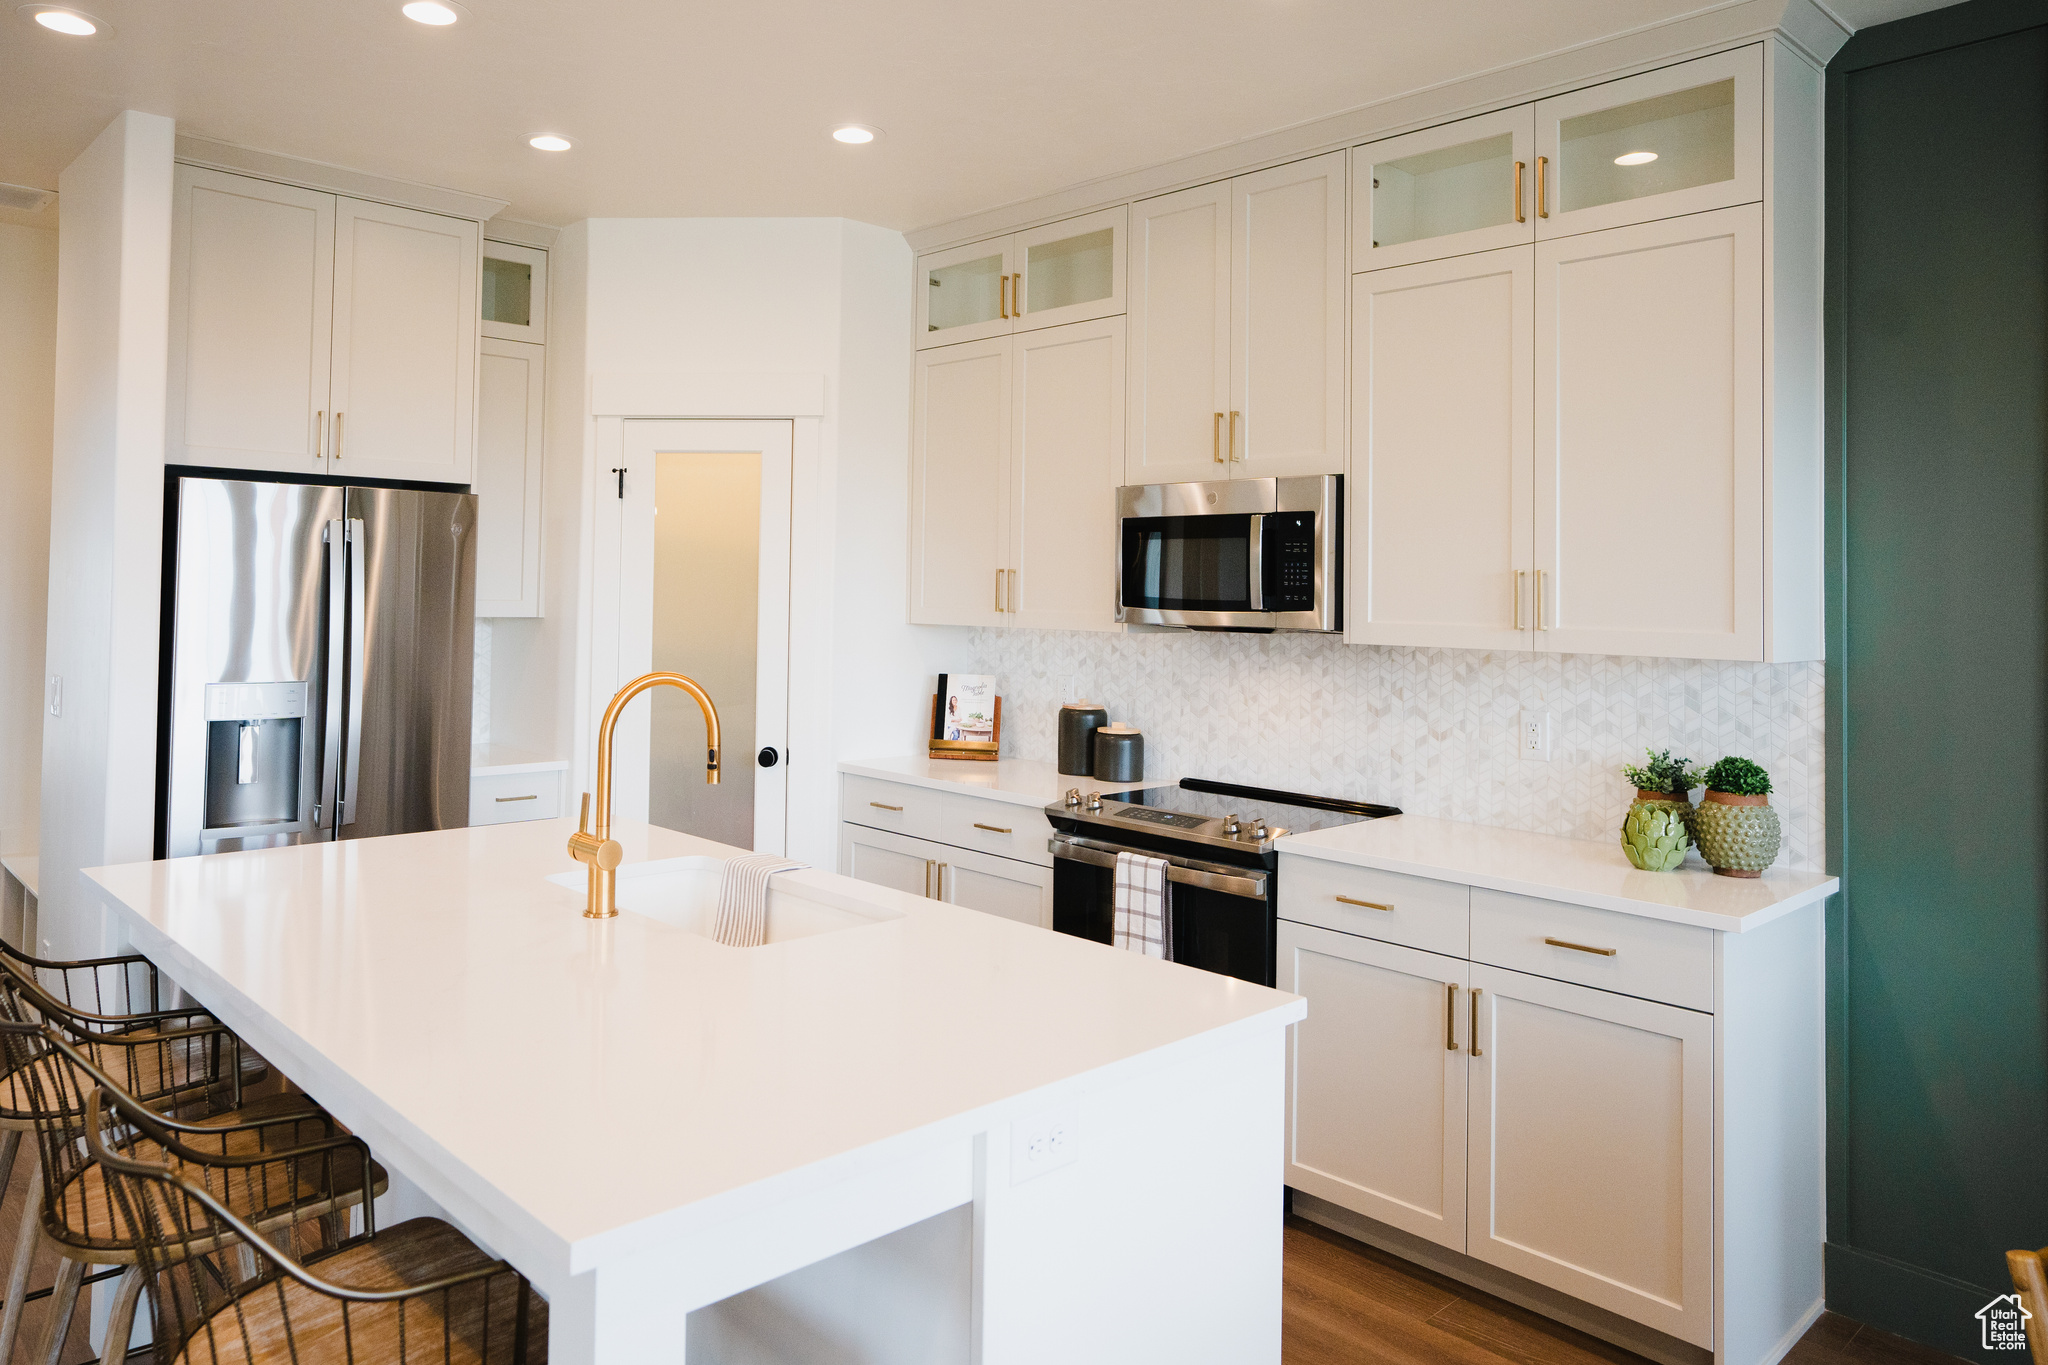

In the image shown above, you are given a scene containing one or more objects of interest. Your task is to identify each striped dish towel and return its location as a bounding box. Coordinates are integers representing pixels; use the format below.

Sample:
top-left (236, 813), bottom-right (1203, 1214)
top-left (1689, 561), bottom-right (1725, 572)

top-left (713, 854), bottom-right (805, 948)
top-left (1112, 850), bottom-right (1173, 960)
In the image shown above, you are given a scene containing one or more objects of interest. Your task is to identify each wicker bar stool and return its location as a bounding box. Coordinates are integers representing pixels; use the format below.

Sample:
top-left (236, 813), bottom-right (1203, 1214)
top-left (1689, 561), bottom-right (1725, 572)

top-left (0, 973), bottom-right (382, 1365)
top-left (67, 1042), bottom-right (533, 1365)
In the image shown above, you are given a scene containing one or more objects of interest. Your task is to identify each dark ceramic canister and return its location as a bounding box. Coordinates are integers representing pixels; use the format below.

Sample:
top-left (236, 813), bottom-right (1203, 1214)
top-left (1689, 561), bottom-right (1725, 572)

top-left (1058, 702), bottom-right (1108, 776)
top-left (1093, 724), bottom-right (1144, 784)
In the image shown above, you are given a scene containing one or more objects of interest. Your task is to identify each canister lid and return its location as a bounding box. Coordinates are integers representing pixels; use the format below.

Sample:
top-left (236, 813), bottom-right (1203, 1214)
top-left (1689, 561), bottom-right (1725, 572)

top-left (1097, 723), bottom-right (1140, 735)
top-left (1061, 700), bottom-right (1105, 711)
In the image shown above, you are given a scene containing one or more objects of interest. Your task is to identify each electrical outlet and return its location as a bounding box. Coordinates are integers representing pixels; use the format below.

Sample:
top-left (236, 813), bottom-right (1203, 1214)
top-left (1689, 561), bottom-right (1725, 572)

top-left (1519, 709), bottom-right (1552, 762)
top-left (1010, 1110), bottom-right (1079, 1184)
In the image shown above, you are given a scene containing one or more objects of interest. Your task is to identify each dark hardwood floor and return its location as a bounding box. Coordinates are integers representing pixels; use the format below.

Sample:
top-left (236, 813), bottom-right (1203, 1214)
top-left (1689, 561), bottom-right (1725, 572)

top-left (1284, 1216), bottom-right (1968, 1365)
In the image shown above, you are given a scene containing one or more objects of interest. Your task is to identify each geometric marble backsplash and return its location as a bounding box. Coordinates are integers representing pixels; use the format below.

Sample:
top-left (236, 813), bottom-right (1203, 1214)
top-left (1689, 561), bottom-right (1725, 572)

top-left (965, 628), bottom-right (1825, 871)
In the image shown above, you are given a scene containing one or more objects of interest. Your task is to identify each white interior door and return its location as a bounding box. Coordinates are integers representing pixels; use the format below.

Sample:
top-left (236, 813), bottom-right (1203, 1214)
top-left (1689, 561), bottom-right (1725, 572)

top-left (608, 420), bottom-right (794, 854)
top-left (1351, 246), bottom-right (1533, 650)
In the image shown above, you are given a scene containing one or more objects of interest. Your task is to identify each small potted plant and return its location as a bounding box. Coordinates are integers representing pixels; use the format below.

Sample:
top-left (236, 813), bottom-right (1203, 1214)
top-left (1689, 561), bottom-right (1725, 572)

top-left (1691, 756), bottom-right (1781, 878)
top-left (1618, 749), bottom-right (1699, 872)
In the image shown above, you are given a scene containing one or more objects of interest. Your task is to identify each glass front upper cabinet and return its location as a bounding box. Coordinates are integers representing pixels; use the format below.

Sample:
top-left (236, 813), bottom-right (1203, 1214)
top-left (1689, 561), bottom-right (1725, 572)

top-left (1534, 45), bottom-right (1761, 238)
top-left (480, 240), bottom-right (547, 343)
top-left (917, 206), bottom-right (1126, 349)
top-left (1354, 107), bottom-right (1535, 272)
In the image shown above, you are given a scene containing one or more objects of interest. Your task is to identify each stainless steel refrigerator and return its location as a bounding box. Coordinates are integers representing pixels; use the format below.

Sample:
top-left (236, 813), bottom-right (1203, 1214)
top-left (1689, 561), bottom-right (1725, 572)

top-left (160, 477), bottom-right (476, 858)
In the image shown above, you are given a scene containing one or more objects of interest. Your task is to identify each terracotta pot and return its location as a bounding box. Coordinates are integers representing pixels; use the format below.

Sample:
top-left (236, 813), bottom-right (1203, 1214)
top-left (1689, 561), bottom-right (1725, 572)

top-left (1635, 787), bottom-right (1688, 804)
top-left (1701, 790), bottom-right (1769, 807)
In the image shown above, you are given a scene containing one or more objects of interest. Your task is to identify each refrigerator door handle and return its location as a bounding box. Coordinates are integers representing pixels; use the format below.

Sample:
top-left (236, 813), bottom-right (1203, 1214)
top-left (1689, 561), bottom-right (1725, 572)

top-left (318, 520), bottom-right (347, 830)
top-left (341, 517), bottom-right (367, 827)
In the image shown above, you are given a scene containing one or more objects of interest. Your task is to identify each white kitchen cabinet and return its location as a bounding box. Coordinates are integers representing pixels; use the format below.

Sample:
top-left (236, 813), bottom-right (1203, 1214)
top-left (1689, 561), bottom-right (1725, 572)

top-left (1534, 204), bottom-right (1763, 659)
top-left (917, 207), bottom-right (1126, 349)
top-left (1533, 46), bottom-right (1761, 240)
top-left (1466, 962), bottom-right (1714, 1347)
top-left (1279, 921), bottom-right (1468, 1253)
top-left (910, 320), bottom-right (1125, 632)
top-left (167, 164), bottom-right (481, 484)
top-left (475, 338), bottom-right (545, 617)
top-left (1127, 152), bottom-right (1346, 485)
top-left (838, 823), bottom-right (1053, 928)
top-left (168, 166), bottom-right (336, 474)
top-left (328, 197), bottom-right (480, 484)
top-left (469, 751), bottom-right (566, 826)
top-left (1350, 246), bottom-right (1533, 650)
top-left (1355, 106), bottom-right (1535, 273)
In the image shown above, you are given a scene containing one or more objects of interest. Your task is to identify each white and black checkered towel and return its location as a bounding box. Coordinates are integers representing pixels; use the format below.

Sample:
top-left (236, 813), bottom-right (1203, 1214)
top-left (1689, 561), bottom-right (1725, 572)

top-left (713, 853), bottom-right (805, 948)
top-left (1112, 850), bottom-right (1173, 960)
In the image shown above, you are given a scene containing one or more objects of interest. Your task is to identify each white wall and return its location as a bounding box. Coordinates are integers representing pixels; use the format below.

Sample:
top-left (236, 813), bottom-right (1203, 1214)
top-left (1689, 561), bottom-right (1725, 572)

top-left (515, 217), bottom-right (962, 866)
top-left (0, 223), bottom-right (57, 860)
top-left (40, 110), bottom-right (175, 955)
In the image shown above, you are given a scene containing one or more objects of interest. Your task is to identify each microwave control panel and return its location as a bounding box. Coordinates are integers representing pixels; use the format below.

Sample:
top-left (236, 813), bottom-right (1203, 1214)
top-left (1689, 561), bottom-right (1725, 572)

top-left (1260, 511), bottom-right (1316, 612)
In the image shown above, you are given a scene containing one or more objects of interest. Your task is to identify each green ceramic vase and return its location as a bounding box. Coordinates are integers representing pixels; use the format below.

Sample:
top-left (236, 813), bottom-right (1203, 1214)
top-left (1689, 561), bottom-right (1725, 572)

top-left (1620, 791), bottom-right (1693, 872)
top-left (1691, 794), bottom-right (1781, 877)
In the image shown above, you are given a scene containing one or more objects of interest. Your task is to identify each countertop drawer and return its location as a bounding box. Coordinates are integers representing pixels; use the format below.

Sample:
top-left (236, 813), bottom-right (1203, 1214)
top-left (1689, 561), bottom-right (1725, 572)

top-left (842, 774), bottom-right (1053, 866)
top-left (470, 769), bottom-right (562, 826)
top-left (1277, 854), bottom-right (1469, 958)
top-left (1471, 887), bottom-right (1713, 1011)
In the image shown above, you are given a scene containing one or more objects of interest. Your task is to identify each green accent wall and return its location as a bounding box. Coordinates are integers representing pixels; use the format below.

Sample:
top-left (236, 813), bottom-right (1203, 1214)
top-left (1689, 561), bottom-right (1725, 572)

top-left (1827, 3), bottom-right (2048, 1356)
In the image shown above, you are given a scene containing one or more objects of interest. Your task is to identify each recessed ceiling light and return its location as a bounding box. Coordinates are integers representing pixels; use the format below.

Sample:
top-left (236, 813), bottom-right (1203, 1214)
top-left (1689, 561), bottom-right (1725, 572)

top-left (1614, 151), bottom-right (1658, 166)
top-left (529, 135), bottom-right (572, 152)
top-left (831, 125), bottom-right (880, 145)
top-left (401, 0), bottom-right (465, 24)
top-left (18, 5), bottom-right (106, 35)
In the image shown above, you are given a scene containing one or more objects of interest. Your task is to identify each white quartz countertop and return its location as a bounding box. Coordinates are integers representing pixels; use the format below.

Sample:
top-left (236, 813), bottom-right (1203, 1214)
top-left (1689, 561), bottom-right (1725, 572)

top-left (839, 755), bottom-right (1175, 809)
top-left (1275, 813), bottom-right (1838, 933)
top-left (85, 821), bottom-right (1298, 1274)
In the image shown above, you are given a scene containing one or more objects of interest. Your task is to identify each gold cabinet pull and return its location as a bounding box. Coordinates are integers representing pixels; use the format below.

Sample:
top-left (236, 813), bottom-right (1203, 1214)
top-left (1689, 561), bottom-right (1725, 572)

top-left (924, 859), bottom-right (934, 898)
top-left (1445, 982), bottom-right (1459, 1051)
top-left (1544, 936), bottom-right (1617, 957)
top-left (494, 794), bottom-right (537, 803)
top-left (1513, 570), bottom-right (1525, 629)
top-left (314, 410), bottom-right (325, 460)
top-left (332, 411), bottom-right (344, 459)
top-left (1535, 156), bottom-right (1548, 219)
top-left (995, 569), bottom-right (1004, 612)
top-left (1008, 568), bottom-right (1016, 611)
top-left (1010, 273), bottom-right (1023, 316)
top-left (1470, 987), bottom-right (1484, 1058)
top-left (1534, 568), bottom-right (1546, 630)
top-left (937, 862), bottom-right (949, 898)
top-left (1514, 161), bottom-right (1526, 223)
top-left (1213, 411), bottom-right (1225, 463)
top-left (1229, 410), bottom-right (1242, 462)
top-left (973, 822), bottom-right (1013, 834)
top-left (869, 801), bottom-right (904, 812)
top-left (1335, 895), bottom-right (1393, 912)
top-left (998, 273), bottom-right (1009, 319)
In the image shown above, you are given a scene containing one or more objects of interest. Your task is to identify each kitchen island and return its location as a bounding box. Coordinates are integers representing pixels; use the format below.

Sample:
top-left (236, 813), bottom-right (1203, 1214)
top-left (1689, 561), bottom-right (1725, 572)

top-left (85, 820), bottom-right (1304, 1365)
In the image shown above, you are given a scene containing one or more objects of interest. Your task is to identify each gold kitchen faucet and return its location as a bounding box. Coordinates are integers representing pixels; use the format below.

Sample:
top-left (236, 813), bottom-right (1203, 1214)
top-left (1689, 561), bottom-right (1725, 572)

top-left (567, 671), bottom-right (721, 918)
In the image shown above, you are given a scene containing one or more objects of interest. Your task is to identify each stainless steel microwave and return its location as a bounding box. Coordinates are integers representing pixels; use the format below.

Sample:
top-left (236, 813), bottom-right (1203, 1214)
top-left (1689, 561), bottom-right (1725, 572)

top-left (1116, 476), bottom-right (1340, 632)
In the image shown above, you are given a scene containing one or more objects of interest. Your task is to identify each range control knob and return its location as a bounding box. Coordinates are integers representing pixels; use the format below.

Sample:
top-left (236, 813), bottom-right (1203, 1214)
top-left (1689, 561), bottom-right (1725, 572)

top-left (1085, 791), bottom-right (1103, 811)
top-left (1252, 817), bottom-right (1269, 840)
top-left (1222, 813), bottom-right (1241, 836)
top-left (1065, 788), bottom-right (1082, 808)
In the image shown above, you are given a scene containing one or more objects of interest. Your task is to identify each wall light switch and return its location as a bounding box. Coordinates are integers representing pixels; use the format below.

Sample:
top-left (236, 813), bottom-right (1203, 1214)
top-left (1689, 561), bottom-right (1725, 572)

top-left (46, 675), bottom-right (60, 718)
top-left (1519, 709), bottom-right (1552, 762)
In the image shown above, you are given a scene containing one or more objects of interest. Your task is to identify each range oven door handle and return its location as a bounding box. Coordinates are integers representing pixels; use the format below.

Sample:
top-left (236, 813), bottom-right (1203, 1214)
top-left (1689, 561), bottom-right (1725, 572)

top-left (1050, 834), bottom-right (1269, 900)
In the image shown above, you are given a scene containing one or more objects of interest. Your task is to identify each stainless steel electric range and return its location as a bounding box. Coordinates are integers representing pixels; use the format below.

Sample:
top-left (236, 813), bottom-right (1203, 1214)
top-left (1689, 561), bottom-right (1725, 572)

top-left (1044, 778), bottom-right (1401, 986)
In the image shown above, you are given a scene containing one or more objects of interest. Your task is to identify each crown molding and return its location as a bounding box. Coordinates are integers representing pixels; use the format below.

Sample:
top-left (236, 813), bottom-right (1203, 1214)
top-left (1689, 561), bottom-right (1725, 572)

top-left (483, 216), bottom-right (561, 250)
top-left (173, 134), bottom-right (509, 222)
top-left (904, 0), bottom-right (1849, 254)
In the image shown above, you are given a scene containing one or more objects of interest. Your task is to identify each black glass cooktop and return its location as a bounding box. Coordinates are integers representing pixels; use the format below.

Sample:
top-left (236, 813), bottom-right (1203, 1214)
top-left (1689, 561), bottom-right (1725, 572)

top-left (1100, 781), bottom-right (1397, 836)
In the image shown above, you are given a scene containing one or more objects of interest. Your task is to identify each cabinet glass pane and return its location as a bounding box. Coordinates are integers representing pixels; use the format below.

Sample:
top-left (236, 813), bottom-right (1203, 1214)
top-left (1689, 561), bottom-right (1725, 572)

top-left (928, 252), bottom-right (1005, 333)
top-left (1027, 228), bottom-right (1113, 314)
top-left (481, 256), bottom-right (532, 326)
top-left (1559, 79), bottom-right (1734, 213)
top-left (1372, 133), bottom-right (1515, 248)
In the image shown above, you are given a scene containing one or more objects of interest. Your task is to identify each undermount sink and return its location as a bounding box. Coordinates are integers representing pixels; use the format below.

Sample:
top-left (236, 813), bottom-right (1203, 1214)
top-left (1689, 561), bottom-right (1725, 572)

top-left (544, 856), bottom-right (903, 944)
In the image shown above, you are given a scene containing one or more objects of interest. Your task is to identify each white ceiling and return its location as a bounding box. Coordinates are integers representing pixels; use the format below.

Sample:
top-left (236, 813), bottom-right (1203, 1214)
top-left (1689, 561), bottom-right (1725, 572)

top-left (0, 0), bottom-right (1962, 235)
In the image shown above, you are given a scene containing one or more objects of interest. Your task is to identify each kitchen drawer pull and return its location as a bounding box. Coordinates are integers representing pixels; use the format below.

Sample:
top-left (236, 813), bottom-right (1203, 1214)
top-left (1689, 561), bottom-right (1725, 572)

top-left (1544, 936), bottom-right (1617, 957)
top-left (1445, 982), bottom-right (1458, 1052)
top-left (493, 794), bottom-right (537, 803)
top-left (973, 822), bottom-right (1013, 834)
top-left (1470, 988), bottom-right (1484, 1058)
top-left (869, 801), bottom-right (904, 812)
top-left (1335, 895), bottom-right (1393, 912)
